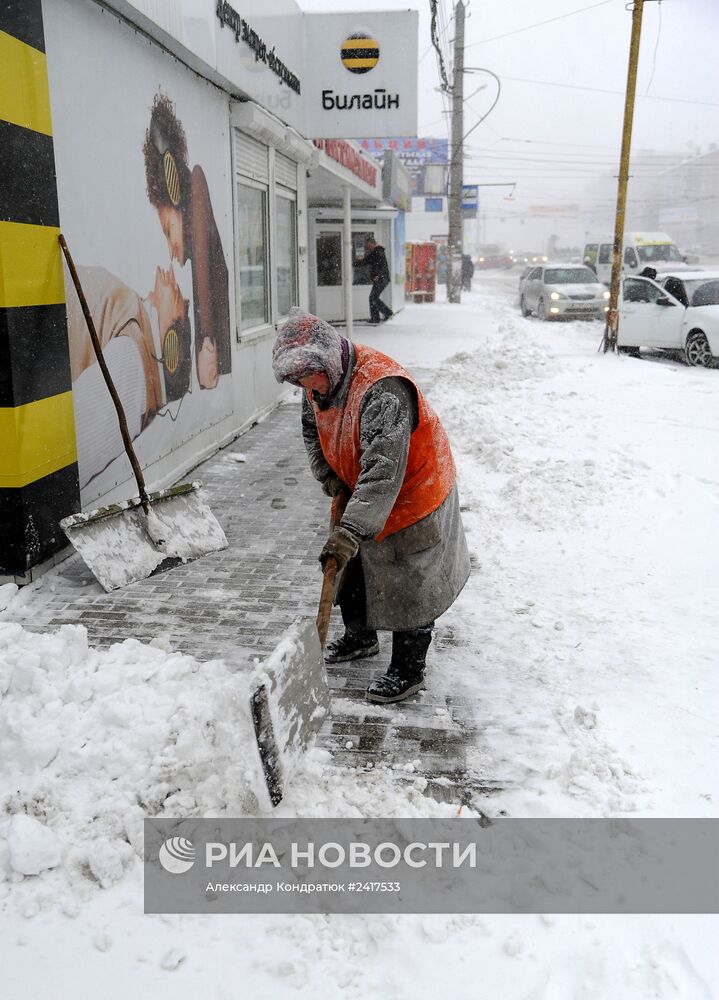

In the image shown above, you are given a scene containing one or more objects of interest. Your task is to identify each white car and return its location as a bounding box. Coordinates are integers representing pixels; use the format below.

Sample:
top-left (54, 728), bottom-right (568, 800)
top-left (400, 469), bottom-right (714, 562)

top-left (617, 271), bottom-right (719, 367)
top-left (519, 264), bottom-right (610, 321)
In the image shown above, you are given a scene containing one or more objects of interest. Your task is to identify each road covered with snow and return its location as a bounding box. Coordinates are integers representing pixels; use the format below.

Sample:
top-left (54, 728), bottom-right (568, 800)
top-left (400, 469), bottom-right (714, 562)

top-left (1, 274), bottom-right (717, 997)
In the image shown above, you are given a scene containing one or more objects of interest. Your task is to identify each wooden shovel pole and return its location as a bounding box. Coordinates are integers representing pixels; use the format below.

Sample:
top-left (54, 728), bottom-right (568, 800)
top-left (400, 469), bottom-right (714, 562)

top-left (315, 489), bottom-right (349, 649)
top-left (58, 234), bottom-right (151, 514)
top-left (316, 559), bottom-right (339, 650)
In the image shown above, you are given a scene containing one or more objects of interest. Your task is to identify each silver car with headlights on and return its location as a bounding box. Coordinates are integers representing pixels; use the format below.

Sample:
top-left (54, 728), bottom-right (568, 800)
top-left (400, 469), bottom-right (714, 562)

top-left (519, 264), bottom-right (610, 321)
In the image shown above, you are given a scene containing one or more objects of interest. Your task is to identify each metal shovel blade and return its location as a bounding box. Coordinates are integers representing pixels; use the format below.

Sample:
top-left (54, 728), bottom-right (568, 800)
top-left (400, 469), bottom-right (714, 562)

top-left (60, 481), bottom-right (227, 591)
top-left (250, 618), bottom-right (331, 808)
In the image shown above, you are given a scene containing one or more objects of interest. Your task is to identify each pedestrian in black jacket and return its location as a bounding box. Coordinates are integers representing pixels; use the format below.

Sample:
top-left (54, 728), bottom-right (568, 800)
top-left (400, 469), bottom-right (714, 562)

top-left (461, 254), bottom-right (474, 292)
top-left (355, 237), bottom-right (393, 324)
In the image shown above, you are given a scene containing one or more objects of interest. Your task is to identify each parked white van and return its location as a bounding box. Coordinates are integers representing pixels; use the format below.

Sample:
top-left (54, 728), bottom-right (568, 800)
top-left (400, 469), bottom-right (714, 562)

top-left (583, 232), bottom-right (686, 284)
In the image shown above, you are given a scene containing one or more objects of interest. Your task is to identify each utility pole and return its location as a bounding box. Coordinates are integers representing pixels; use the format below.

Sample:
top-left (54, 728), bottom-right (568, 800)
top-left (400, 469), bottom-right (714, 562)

top-left (602, 0), bottom-right (646, 352)
top-left (447, 0), bottom-right (465, 304)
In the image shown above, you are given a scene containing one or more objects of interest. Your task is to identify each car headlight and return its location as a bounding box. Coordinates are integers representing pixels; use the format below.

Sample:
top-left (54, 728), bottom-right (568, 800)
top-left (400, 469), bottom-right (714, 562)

top-left (550, 291), bottom-right (562, 301)
top-left (603, 290), bottom-right (610, 300)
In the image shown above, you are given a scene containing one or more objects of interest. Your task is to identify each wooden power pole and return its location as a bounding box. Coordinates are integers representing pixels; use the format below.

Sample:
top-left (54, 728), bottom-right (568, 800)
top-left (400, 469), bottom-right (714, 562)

top-left (602, 0), bottom-right (646, 352)
top-left (447, 0), bottom-right (465, 304)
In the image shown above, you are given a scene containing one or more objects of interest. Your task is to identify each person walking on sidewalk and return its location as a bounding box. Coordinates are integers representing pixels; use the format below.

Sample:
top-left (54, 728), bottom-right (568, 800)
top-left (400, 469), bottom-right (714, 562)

top-left (461, 254), bottom-right (474, 292)
top-left (355, 237), bottom-right (393, 324)
top-left (272, 308), bottom-right (470, 704)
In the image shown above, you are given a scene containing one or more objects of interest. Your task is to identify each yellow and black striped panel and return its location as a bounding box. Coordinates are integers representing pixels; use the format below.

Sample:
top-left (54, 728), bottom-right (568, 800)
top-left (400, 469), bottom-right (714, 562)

top-left (0, 120), bottom-right (58, 226)
top-left (340, 35), bottom-right (380, 74)
top-left (0, 464), bottom-right (80, 575)
top-left (0, 0), bottom-right (80, 577)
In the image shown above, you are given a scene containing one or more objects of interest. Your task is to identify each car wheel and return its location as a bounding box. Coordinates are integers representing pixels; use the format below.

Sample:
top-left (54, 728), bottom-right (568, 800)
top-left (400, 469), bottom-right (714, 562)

top-left (537, 298), bottom-right (549, 321)
top-left (520, 295), bottom-right (530, 317)
top-left (684, 330), bottom-right (716, 368)
top-left (618, 345), bottom-right (640, 357)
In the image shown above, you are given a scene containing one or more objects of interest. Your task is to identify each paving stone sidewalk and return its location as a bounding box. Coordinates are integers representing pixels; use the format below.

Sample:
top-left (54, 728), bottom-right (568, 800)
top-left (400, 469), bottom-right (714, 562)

top-left (24, 393), bottom-right (501, 804)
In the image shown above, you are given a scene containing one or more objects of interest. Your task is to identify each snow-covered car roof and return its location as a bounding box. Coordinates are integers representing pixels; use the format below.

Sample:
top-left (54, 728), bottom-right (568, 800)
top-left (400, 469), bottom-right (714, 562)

top-left (646, 261), bottom-right (693, 273)
top-left (670, 270), bottom-right (719, 281)
top-left (534, 260), bottom-right (592, 271)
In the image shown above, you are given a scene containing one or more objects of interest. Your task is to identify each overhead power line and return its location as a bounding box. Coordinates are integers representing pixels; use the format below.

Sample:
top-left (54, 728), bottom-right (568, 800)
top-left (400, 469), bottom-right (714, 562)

top-left (465, 0), bottom-right (614, 49)
top-left (429, 0), bottom-right (450, 93)
top-left (462, 68), bottom-right (502, 143)
top-left (501, 74), bottom-right (719, 108)
top-left (644, 0), bottom-right (663, 95)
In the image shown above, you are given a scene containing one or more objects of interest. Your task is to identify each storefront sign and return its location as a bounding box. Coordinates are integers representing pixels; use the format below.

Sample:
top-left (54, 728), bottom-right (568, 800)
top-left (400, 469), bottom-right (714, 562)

top-left (313, 139), bottom-right (378, 188)
top-left (216, 1), bottom-right (301, 94)
top-left (303, 12), bottom-right (418, 139)
top-left (381, 149), bottom-right (411, 210)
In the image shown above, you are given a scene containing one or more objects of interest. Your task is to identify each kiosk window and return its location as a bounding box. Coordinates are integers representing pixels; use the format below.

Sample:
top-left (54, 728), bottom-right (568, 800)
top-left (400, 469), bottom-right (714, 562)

top-left (352, 231), bottom-right (375, 286)
top-left (276, 195), bottom-right (298, 316)
top-left (236, 183), bottom-right (268, 328)
top-left (317, 233), bottom-right (342, 286)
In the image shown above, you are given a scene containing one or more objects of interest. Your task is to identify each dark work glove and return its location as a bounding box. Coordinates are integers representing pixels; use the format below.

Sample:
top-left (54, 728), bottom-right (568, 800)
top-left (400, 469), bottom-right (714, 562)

top-left (319, 526), bottom-right (359, 570)
top-left (321, 473), bottom-right (346, 498)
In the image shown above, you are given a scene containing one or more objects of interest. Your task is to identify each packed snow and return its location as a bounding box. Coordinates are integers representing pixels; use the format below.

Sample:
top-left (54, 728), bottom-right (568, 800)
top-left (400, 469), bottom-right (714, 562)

top-left (1, 275), bottom-right (717, 997)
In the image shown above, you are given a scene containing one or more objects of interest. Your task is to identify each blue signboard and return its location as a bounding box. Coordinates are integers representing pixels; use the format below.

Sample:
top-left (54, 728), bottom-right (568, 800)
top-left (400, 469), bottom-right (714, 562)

top-left (461, 185), bottom-right (479, 217)
top-left (425, 198), bottom-right (443, 212)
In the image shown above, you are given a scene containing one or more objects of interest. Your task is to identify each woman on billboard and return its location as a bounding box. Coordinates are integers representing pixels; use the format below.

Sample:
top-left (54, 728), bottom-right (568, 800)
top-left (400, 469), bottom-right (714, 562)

top-left (143, 91), bottom-right (231, 390)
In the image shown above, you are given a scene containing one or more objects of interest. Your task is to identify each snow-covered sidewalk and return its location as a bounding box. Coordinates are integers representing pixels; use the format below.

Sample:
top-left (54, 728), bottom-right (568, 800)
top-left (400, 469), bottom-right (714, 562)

top-left (1, 277), bottom-right (717, 996)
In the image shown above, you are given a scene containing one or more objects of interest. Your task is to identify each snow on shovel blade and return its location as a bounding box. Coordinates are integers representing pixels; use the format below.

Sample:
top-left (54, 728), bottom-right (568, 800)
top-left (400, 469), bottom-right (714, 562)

top-left (60, 481), bottom-right (227, 592)
top-left (250, 618), bottom-right (331, 808)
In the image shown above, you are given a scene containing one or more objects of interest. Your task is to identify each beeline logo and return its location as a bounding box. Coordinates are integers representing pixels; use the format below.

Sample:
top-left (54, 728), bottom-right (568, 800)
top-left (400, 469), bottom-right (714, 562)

top-left (341, 33), bottom-right (380, 74)
top-left (159, 837), bottom-right (196, 874)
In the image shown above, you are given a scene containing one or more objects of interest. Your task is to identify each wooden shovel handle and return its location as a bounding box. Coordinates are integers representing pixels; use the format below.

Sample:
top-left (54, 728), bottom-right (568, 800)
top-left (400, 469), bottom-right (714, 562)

top-left (59, 234), bottom-right (151, 513)
top-left (316, 489), bottom-right (350, 650)
top-left (316, 557), bottom-right (338, 650)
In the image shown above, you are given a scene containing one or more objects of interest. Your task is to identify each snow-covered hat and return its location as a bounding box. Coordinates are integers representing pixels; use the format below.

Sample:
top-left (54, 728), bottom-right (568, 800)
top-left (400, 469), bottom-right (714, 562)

top-left (272, 307), bottom-right (345, 389)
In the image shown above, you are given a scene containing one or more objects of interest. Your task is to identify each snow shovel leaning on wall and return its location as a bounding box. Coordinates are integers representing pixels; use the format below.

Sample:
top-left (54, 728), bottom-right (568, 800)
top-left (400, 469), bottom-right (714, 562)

top-left (249, 494), bottom-right (348, 807)
top-left (58, 235), bottom-right (228, 591)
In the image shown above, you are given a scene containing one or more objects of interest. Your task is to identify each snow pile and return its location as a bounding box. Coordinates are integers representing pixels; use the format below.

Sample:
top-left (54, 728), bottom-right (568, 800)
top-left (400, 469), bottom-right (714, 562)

top-left (0, 583), bottom-right (19, 615)
top-left (4, 815), bottom-right (62, 876)
top-left (0, 622), bottom-right (265, 891)
top-left (433, 321), bottom-right (641, 529)
top-left (0, 619), bottom-right (464, 907)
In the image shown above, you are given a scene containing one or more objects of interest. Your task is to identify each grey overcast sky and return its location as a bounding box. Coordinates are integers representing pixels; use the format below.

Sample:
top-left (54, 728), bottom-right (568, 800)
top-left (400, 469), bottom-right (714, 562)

top-left (297, 0), bottom-right (719, 199)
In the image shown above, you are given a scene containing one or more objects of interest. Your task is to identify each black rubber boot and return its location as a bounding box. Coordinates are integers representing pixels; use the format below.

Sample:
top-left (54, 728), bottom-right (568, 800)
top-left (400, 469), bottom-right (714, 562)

top-left (325, 629), bottom-right (380, 663)
top-left (366, 625), bottom-right (433, 703)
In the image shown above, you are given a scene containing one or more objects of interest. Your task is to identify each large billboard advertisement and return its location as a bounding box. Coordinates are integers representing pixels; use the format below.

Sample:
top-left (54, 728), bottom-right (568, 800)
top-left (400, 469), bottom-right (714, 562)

top-left (357, 138), bottom-right (448, 195)
top-left (45, 0), bottom-right (234, 507)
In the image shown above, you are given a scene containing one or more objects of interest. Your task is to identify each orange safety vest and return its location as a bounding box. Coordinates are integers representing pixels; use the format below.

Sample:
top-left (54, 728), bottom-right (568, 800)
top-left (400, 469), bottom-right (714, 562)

top-left (310, 344), bottom-right (456, 541)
